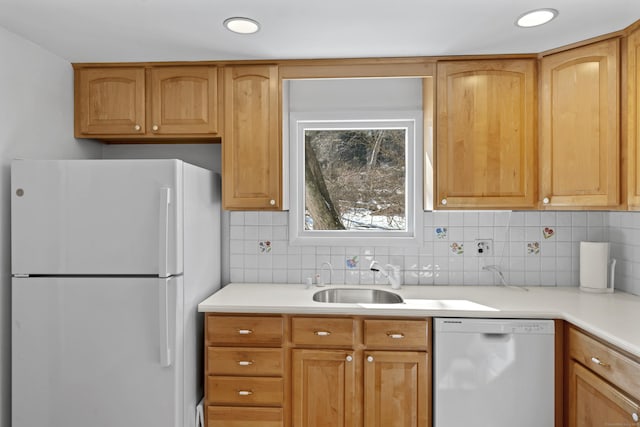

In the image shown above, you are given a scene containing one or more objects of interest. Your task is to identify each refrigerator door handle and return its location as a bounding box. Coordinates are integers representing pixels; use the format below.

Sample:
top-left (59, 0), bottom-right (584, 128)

top-left (158, 188), bottom-right (171, 278)
top-left (159, 279), bottom-right (172, 367)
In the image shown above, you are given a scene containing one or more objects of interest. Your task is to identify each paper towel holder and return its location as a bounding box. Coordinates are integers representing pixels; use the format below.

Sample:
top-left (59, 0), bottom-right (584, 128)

top-left (579, 241), bottom-right (616, 293)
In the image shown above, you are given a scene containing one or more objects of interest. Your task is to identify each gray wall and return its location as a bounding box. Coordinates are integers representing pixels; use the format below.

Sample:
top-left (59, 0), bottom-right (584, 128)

top-left (0, 26), bottom-right (101, 427)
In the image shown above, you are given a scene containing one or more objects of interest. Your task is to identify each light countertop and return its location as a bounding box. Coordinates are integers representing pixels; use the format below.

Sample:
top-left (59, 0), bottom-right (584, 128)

top-left (198, 283), bottom-right (640, 358)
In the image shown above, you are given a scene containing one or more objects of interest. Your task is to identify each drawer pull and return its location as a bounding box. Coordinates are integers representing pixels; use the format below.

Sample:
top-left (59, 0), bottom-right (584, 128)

top-left (632, 413), bottom-right (639, 422)
top-left (238, 390), bottom-right (253, 396)
top-left (387, 332), bottom-right (405, 339)
top-left (314, 330), bottom-right (331, 336)
top-left (237, 360), bottom-right (254, 366)
top-left (237, 329), bottom-right (253, 335)
top-left (591, 356), bottom-right (610, 368)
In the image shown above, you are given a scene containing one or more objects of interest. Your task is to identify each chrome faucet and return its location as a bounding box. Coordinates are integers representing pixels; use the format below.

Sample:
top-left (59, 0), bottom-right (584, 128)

top-left (369, 261), bottom-right (401, 289)
top-left (316, 262), bottom-right (333, 287)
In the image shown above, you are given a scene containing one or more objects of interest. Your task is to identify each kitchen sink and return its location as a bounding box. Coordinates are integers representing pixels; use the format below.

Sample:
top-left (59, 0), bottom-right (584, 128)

top-left (312, 288), bottom-right (403, 304)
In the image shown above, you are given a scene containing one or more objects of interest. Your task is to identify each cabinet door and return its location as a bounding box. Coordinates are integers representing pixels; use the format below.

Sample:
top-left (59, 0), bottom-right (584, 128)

top-left (363, 351), bottom-right (429, 427)
top-left (292, 349), bottom-right (358, 427)
top-left (436, 59), bottom-right (537, 209)
top-left (540, 39), bottom-right (620, 208)
top-left (628, 28), bottom-right (640, 208)
top-left (76, 67), bottom-right (145, 135)
top-left (568, 361), bottom-right (640, 427)
top-left (223, 65), bottom-right (281, 210)
top-left (149, 66), bottom-right (219, 135)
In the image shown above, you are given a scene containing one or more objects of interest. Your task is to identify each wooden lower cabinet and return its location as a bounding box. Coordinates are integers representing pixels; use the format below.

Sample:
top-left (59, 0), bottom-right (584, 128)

top-left (205, 314), bottom-right (285, 427)
top-left (568, 361), bottom-right (639, 427)
top-left (292, 349), bottom-right (358, 427)
top-left (566, 326), bottom-right (640, 427)
top-left (207, 406), bottom-right (283, 427)
top-left (364, 351), bottom-right (429, 427)
top-left (206, 314), bottom-right (431, 427)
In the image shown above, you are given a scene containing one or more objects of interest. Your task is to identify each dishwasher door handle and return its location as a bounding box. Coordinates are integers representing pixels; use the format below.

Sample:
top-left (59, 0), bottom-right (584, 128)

top-left (482, 332), bottom-right (510, 339)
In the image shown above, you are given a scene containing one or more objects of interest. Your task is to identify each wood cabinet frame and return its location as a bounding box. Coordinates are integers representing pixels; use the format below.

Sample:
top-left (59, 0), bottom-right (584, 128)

top-left (435, 59), bottom-right (538, 209)
top-left (71, 18), bottom-right (640, 211)
top-left (74, 64), bottom-right (222, 142)
top-left (539, 39), bottom-right (620, 209)
top-left (205, 313), bottom-right (433, 427)
top-left (564, 324), bottom-right (640, 427)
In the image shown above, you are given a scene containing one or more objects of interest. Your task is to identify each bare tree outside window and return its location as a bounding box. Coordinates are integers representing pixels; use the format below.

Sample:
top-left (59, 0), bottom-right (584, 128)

top-left (304, 128), bottom-right (407, 231)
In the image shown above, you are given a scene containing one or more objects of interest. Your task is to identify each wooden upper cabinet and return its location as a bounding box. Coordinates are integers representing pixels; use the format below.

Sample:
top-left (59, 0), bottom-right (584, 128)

top-left (436, 59), bottom-right (537, 209)
top-left (76, 67), bottom-right (145, 135)
top-left (74, 65), bottom-right (220, 141)
top-left (540, 39), bottom-right (620, 208)
top-left (149, 66), bottom-right (219, 135)
top-left (628, 28), bottom-right (640, 209)
top-left (222, 65), bottom-right (281, 210)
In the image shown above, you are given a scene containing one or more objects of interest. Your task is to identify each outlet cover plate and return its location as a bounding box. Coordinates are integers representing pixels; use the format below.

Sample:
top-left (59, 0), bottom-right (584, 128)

top-left (475, 239), bottom-right (493, 256)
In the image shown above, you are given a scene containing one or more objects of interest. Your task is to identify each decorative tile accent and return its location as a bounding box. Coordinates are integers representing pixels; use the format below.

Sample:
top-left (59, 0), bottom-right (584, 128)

top-left (435, 227), bottom-right (448, 239)
top-left (450, 242), bottom-right (464, 255)
top-left (346, 256), bottom-right (359, 269)
top-left (527, 241), bottom-right (540, 255)
top-left (258, 241), bottom-right (272, 253)
top-left (542, 227), bottom-right (555, 239)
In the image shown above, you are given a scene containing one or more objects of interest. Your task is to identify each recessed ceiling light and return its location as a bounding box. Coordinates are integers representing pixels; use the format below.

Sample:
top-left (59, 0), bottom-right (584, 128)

top-left (516, 8), bottom-right (558, 28)
top-left (224, 17), bottom-right (260, 34)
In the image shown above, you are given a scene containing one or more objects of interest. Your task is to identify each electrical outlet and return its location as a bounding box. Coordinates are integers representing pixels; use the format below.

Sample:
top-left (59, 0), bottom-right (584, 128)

top-left (475, 239), bottom-right (493, 256)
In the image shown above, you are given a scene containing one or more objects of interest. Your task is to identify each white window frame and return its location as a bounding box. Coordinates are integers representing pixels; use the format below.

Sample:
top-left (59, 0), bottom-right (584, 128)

top-left (289, 111), bottom-right (423, 246)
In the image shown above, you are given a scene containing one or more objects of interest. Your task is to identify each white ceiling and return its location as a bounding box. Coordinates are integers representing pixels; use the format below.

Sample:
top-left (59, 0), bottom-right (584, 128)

top-left (0, 0), bottom-right (639, 63)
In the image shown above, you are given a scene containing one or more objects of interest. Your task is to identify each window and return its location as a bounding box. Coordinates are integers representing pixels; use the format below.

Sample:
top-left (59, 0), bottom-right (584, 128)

top-left (289, 112), bottom-right (423, 245)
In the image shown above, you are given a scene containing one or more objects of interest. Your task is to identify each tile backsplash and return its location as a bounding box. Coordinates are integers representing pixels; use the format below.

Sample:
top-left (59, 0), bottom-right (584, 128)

top-left (228, 210), bottom-right (640, 296)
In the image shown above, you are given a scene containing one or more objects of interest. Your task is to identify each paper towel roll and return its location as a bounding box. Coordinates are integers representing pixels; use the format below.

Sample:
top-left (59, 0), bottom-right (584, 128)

top-left (579, 242), bottom-right (612, 293)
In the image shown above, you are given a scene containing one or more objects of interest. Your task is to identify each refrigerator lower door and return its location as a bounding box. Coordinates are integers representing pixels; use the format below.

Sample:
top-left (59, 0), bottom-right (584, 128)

top-left (12, 276), bottom-right (184, 427)
top-left (11, 159), bottom-right (184, 276)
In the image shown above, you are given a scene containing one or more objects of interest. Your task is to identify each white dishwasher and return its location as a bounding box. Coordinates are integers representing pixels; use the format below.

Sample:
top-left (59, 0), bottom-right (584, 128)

top-left (434, 318), bottom-right (555, 427)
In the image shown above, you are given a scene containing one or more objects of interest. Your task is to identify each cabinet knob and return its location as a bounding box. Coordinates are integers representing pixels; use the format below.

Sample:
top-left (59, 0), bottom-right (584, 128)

top-left (632, 413), bottom-right (638, 422)
top-left (542, 197), bottom-right (550, 204)
top-left (387, 332), bottom-right (405, 339)
top-left (152, 124), bottom-right (159, 131)
top-left (134, 124), bottom-right (141, 131)
top-left (591, 356), bottom-right (610, 368)
top-left (269, 199), bottom-right (276, 206)
top-left (346, 355), bottom-right (353, 362)
top-left (441, 198), bottom-right (447, 205)
top-left (367, 356), bottom-right (374, 363)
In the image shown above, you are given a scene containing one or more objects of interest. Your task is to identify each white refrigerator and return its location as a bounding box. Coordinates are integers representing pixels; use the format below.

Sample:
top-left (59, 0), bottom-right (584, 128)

top-left (11, 159), bottom-right (221, 427)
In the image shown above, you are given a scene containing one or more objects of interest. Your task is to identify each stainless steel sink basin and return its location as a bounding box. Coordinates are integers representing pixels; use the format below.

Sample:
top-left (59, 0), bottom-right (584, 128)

top-left (312, 288), bottom-right (403, 304)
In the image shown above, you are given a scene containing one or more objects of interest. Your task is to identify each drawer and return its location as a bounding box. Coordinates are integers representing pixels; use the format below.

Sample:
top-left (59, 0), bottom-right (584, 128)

top-left (207, 315), bottom-right (283, 346)
top-left (364, 319), bottom-right (428, 349)
top-left (207, 347), bottom-right (283, 376)
top-left (207, 376), bottom-right (283, 406)
top-left (291, 317), bottom-right (355, 347)
top-left (569, 327), bottom-right (640, 399)
top-left (207, 406), bottom-right (283, 427)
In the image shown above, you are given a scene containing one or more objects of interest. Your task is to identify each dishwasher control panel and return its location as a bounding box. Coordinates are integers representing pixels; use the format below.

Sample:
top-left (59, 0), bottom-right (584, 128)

top-left (436, 318), bottom-right (555, 334)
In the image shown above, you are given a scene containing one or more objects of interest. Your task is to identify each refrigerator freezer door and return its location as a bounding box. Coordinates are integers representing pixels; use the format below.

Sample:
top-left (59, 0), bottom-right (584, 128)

top-left (12, 276), bottom-right (183, 427)
top-left (11, 159), bottom-right (183, 276)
